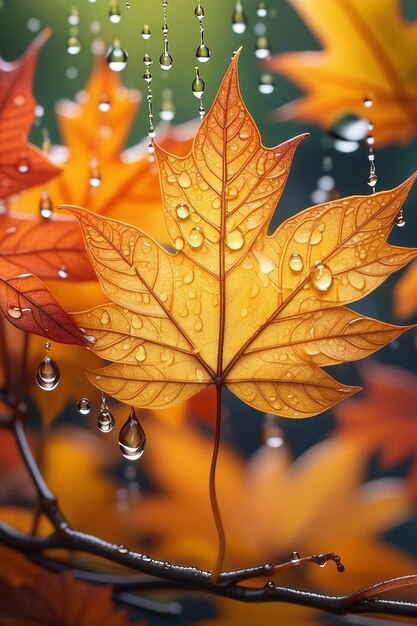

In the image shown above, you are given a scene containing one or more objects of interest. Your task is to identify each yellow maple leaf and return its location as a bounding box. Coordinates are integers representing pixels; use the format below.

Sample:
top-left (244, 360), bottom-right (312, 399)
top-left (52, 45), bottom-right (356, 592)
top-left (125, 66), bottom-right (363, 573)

top-left (267, 0), bottom-right (417, 147)
top-left (69, 51), bottom-right (416, 419)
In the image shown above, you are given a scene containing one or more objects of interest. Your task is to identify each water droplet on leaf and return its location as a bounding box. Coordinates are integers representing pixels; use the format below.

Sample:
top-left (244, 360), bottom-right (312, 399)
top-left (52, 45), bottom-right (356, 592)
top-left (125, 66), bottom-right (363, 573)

top-left (176, 202), bottom-right (190, 219)
top-left (311, 262), bottom-right (333, 292)
top-left (226, 229), bottom-right (244, 250)
top-left (289, 252), bottom-right (303, 273)
top-left (189, 227), bottom-right (204, 248)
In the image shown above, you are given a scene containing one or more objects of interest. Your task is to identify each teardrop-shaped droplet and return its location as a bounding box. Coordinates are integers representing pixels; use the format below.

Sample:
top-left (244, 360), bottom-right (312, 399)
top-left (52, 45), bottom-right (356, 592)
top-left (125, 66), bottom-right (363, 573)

top-left (189, 226), bottom-right (204, 248)
top-left (98, 97), bottom-right (111, 112)
top-left (196, 43), bottom-right (211, 62)
top-left (257, 1), bottom-right (267, 17)
top-left (195, 4), bottom-right (205, 19)
top-left (39, 190), bottom-right (53, 219)
top-left (106, 40), bottom-right (128, 71)
top-left (16, 156), bottom-right (31, 173)
top-left (77, 397), bottom-right (91, 415)
top-left (291, 551), bottom-right (300, 564)
top-left (143, 52), bottom-right (153, 67)
top-left (141, 24), bottom-right (151, 39)
top-left (159, 52), bottom-right (173, 70)
top-left (198, 102), bottom-right (205, 119)
top-left (174, 236), bottom-right (184, 250)
top-left (160, 92), bottom-right (175, 121)
top-left (192, 67), bottom-right (205, 98)
top-left (66, 35), bottom-right (81, 55)
top-left (68, 6), bottom-right (80, 26)
top-left (118, 407), bottom-right (146, 461)
top-left (367, 172), bottom-right (377, 187)
top-left (260, 415), bottom-right (284, 448)
top-left (232, 2), bottom-right (247, 33)
top-left (226, 229), bottom-right (244, 251)
top-left (126, 1), bottom-right (130, 9)
top-left (143, 68), bottom-right (152, 83)
top-left (258, 73), bottom-right (275, 94)
top-left (289, 252), bottom-right (303, 273)
top-left (363, 96), bottom-right (373, 108)
top-left (255, 35), bottom-right (271, 59)
top-left (176, 202), bottom-right (189, 219)
top-left (310, 262), bottom-right (333, 292)
top-left (35, 357), bottom-right (60, 391)
top-left (97, 409), bottom-right (116, 432)
top-left (109, 0), bottom-right (122, 23)
top-left (396, 211), bottom-right (406, 227)
top-left (8, 306), bottom-right (22, 319)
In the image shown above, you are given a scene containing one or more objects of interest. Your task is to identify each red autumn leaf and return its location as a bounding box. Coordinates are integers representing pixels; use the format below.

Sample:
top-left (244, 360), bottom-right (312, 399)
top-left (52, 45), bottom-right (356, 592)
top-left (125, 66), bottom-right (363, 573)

top-left (0, 273), bottom-right (88, 345)
top-left (0, 29), bottom-right (61, 199)
top-left (0, 211), bottom-right (95, 281)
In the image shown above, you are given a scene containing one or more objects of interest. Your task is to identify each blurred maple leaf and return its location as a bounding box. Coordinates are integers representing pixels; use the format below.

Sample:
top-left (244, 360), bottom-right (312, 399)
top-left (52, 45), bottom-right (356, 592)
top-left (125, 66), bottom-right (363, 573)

top-left (70, 51), bottom-right (416, 418)
top-left (0, 546), bottom-right (142, 626)
top-left (334, 361), bottom-right (417, 495)
top-left (0, 29), bottom-right (60, 199)
top-left (267, 0), bottom-right (417, 147)
top-left (126, 418), bottom-right (416, 593)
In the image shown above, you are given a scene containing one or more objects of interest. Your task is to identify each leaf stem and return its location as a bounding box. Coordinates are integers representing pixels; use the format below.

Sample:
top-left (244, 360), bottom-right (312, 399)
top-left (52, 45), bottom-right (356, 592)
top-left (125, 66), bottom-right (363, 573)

top-left (209, 383), bottom-right (226, 583)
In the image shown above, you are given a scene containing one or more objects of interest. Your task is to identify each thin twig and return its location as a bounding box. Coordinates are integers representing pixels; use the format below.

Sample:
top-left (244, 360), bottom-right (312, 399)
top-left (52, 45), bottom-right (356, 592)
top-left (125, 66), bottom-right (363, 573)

top-left (209, 384), bottom-right (226, 583)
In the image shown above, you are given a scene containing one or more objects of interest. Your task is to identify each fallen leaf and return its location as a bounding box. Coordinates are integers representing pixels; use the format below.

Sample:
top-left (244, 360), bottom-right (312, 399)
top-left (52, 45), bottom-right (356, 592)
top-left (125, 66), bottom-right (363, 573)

top-left (0, 29), bottom-right (61, 199)
top-left (267, 0), bottom-right (417, 147)
top-left (334, 361), bottom-right (417, 494)
top-left (0, 272), bottom-right (88, 345)
top-left (70, 51), bottom-right (416, 419)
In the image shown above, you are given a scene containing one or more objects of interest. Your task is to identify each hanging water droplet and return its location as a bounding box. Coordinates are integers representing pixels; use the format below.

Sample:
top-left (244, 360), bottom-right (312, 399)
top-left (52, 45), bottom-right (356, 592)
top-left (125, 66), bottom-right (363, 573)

top-left (291, 551), bottom-right (300, 564)
top-left (367, 172), bottom-right (377, 187)
top-left (35, 357), bottom-right (60, 391)
top-left (89, 160), bottom-right (101, 188)
top-left (16, 156), bottom-right (31, 173)
top-left (159, 52), bottom-right (173, 70)
top-left (126, 1), bottom-right (130, 9)
top-left (310, 262), bottom-right (333, 292)
top-left (160, 89), bottom-right (175, 121)
top-left (258, 73), bottom-right (274, 94)
top-left (58, 265), bottom-right (68, 279)
top-left (255, 35), bottom-right (271, 59)
top-left (363, 95), bottom-right (373, 108)
top-left (142, 24), bottom-right (151, 39)
top-left (226, 229), bottom-right (244, 251)
top-left (8, 306), bottom-right (22, 319)
top-left (264, 580), bottom-right (275, 590)
top-left (196, 43), bottom-right (211, 62)
top-left (366, 134), bottom-right (375, 146)
top-left (232, 1), bottom-right (247, 33)
top-left (330, 114), bottom-right (368, 142)
top-left (109, 0), bottom-right (122, 23)
top-left (289, 252), bottom-right (303, 273)
top-left (118, 407), bottom-right (146, 461)
top-left (260, 414), bottom-right (284, 448)
top-left (106, 40), bottom-right (128, 71)
top-left (396, 210), bottom-right (406, 227)
top-left (45, 341), bottom-right (51, 352)
top-left (66, 34), bottom-right (81, 55)
top-left (77, 397), bottom-right (91, 415)
top-left (97, 409), bottom-right (116, 432)
top-left (98, 97), bottom-right (111, 112)
top-left (39, 190), bottom-right (53, 219)
top-left (192, 67), bottom-right (205, 98)
top-left (195, 4), bottom-right (204, 19)
top-left (68, 6), bottom-right (80, 25)
top-left (189, 226), bottom-right (204, 248)
top-left (256, 1), bottom-right (267, 17)
top-left (176, 203), bottom-right (190, 219)
top-left (143, 52), bottom-right (153, 67)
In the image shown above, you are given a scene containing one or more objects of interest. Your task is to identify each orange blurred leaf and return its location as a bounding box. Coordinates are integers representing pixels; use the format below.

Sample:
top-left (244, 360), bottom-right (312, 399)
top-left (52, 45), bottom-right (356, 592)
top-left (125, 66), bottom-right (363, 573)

top-left (0, 272), bottom-right (88, 345)
top-left (267, 0), bottom-right (417, 147)
top-left (70, 52), bottom-right (415, 419)
top-left (0, 29), bottom-right (60, 199)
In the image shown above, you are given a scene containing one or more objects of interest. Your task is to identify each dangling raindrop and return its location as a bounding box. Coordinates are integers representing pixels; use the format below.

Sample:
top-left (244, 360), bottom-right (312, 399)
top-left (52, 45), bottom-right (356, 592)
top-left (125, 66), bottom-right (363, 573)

top-left (118, 407), bottom-right (146, 461)
top-left (192, 67), bottom-right (205, 98)
top-left (77, 397), bottom-right (91, 415)
top-left (16, 156), bottom-right (31, 174)
top-left (363, 95), bottom-right (373, 108)
top-left (98, 96), bottom-right (111, 112)
top-left (68, 6), bottom-right (80, 26)
top-left (232, 0), bottom-right (247, 33)
top-left (106, 39), bottom-right (128, 71)
top-left (35, 357), bottom-right (60, 391)
top-left (39, 189), bottom-right (53, 219)
top-left (41, 128), bottom-right (51, 154)
top-left (142, 24), bottom-right (151, 39)
top-left (198, 102), bottom-right (205, 119)
top-left (89, 159), bottom-right (101, 188)
top-left (258, 72), bottom-right (274, 94)
top-left (291, 551), bottom-right (301, 564)
top-left (160, 0), bottom-right (173, 70)
top-left (196, 43), bottom-right (211, 63)
top-left (257, 1), bottom-right (267, 17)
top-left (255, 35), bottom-right (270, 58)
top-left (159, 88), bottom-right (175, 121)
top-left (310, 262), bottom-right (333, 292)
top-left (109, 0), bottom-right (122, 23)
top-left (396, 208), bottom-right (405, 228)
top-left (260, 414), bottom-right (284, 448)
top-left (66, 34), bottom-right (81, 55)
top-left (97, 394), bottom-right (115, 432)
top-left (195, 3), bottom-right (211, 62)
